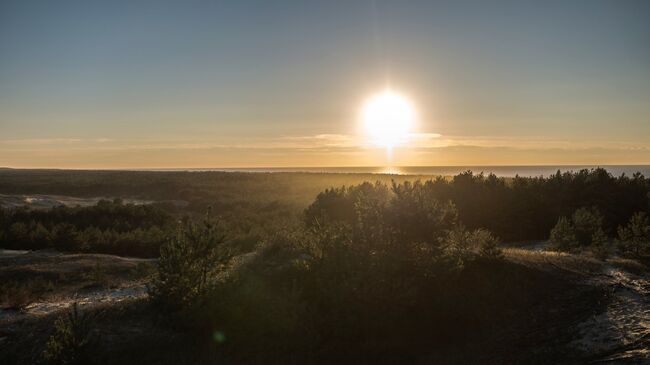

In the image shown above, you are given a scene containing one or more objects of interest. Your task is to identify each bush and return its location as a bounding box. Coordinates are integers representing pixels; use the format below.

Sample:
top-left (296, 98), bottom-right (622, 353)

top-left (41, 303), bottom-right (97, 365)
top-left (549, 217), bottom-right (579, 252)
top-left (439, 226), bottom-right (503, 264)
top-left (151, 213), bottom-right (230, 310)
top-left (616, 212), bottom-right (650, 257)
top-left (591, 228), bottom-right (612, 260)
top-left (474, 229), bottom-right (504, 260)
top-left (572, 207), bottom-right (604, 246)
top-left (549, 208), bottom-right (606, 252)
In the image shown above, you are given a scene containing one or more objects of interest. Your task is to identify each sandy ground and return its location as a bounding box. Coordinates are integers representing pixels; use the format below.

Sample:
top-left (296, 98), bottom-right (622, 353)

top-left (570, 264), bottom-right (650, 362)
top-left (0, 193), bottom-right (190, 209)
top-left (0, 250), bottom-right (154, 323)
top-left (0, 284), bottom-right (148, 323)
top-left (503, 244), bottom-right (650, 363)
top-left (0, 194), bottom-right (153, 209)
top-left (1, 247), bottom-right (648, 363)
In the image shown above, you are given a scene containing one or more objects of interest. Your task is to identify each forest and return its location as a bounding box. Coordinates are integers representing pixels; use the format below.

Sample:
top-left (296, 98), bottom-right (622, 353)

top-left (1, 168), bottom-right (650, 364)
top-left (1, 168), bottom-right (648, 256)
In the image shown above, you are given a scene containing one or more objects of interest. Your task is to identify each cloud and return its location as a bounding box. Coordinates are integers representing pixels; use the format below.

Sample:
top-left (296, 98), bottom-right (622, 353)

top-left (1, 133), bottom-right (649, 169)
top-left (1, 133), bottom-right (648, 153)
top-left (0, 138), bottom-right (112, 146)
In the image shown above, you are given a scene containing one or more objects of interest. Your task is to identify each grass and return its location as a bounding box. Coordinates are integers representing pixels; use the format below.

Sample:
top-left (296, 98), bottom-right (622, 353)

top-left (504, 247), bottom-right (604, 276)
top-left (0, 278), bottom-right (55, 310)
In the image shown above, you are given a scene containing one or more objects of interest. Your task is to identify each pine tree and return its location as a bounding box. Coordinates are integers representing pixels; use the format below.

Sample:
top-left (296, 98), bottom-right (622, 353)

top-left (616, 212), bottom-right (650, 257)
top-left (549, 217), bottom-right (579, 252)
top-left (591, 228), bottom-right (611, 260)
top-left (152, 211), bottom-right (230, 309)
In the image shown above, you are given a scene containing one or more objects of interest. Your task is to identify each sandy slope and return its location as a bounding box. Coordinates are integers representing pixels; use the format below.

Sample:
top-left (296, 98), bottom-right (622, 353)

top-left (571, 264), bottom-right (650, 362)
top-left (1, 248), bottom-right (648, 364)
top-left (0, 250), bottom-right (153, 323)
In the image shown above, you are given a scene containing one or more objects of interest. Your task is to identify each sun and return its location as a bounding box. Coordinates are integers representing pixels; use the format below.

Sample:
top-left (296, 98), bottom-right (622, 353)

top-left (362, 89), bottom-right (415, 149)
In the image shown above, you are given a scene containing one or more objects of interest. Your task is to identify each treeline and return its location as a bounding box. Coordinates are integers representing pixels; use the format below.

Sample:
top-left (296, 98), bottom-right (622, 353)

top-left (0, 200), bottom-right (172, 257)
top-left (549, 207), bottom-right (650, 258)
top-left (388, 168), bottom-right (649, 241)
top-left (305, 172), bottom-right (650, 257)
top-left (1, 168), bottom-right (647, 257)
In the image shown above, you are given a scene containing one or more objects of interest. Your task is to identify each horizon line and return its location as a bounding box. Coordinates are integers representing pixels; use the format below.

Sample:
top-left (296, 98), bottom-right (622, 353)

top-left (2, 163), bottom-right (650, 171)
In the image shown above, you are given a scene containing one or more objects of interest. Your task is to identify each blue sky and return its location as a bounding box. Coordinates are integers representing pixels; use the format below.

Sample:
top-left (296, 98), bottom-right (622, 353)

top-left (1, 0), bottom-right (649, 167)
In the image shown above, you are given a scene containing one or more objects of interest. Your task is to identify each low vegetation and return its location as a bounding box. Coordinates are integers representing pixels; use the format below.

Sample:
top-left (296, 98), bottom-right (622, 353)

top-left (549, 207), bottom-right (650, 258)
top-left (147, 181), bottom-right (514, 361)
top-left (151, 212), bottom-right (230, 310)
top-left (0, 278), bottom-right (55, 310)
top-left (41, 303), bottom-right (97, 365)
top-left (616, 211), bottom-right (650, 257)
top-left (1, 168), bottom-right (648, 363)
top-left (1, 168), bottom-right (647, 258)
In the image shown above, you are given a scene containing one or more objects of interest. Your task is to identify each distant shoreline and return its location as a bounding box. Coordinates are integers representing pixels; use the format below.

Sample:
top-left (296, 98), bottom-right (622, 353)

top-left (1, 165), bottom-right (649, 177)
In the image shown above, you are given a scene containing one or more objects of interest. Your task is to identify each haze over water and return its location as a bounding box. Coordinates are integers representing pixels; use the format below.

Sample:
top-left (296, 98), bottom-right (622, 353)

top-left (152, 165), bottom-right (650, 178)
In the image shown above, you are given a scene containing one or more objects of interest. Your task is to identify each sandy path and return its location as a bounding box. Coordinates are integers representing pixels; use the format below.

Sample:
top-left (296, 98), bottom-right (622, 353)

top-left (0, 284), bottom-right (148, 323)
top-left (570, 264), bottom-right (650, 363)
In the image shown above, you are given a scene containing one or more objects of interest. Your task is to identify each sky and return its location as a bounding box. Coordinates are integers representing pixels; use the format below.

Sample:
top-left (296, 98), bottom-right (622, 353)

top-left (1, 0), bottom-right (649, 168)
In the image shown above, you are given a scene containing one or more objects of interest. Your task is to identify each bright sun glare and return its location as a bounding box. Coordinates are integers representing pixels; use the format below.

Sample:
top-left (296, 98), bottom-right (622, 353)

top-left (362, 90), bottom-right (415, 149)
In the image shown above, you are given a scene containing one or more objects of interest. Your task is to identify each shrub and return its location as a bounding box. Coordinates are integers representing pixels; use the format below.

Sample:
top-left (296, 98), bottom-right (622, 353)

top-left (549, 217), bottom-right (578, 252)
top-left (616, 212), bottom-right (650, 257)
top-left (572, 207), bottom-right (604, 246)
top-left (41, 303), bottom-right (97, 365)
top-left (591, 228), bottom-right (612, 260)
top-left (0, 278), bottom-right (55, 310)
top-left (474, 229), bottom-right (504, 260)
top-left (0, 284), bottom-right (36, 310)
top-left (151, 213), bottom-right (230, 310)
top-left (439, 225), bottom-right (475, 266)
top-left (439, 226), bottom-right (503, 263)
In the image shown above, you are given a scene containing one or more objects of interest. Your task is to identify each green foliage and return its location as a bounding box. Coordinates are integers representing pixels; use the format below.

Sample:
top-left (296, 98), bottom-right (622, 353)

top-left (1, 168), bottom-right (649, 254)
top-left (0, 277), bottom-right (55, 310)
top-left (189, 182), bottom-right (507, 358)
top-left (474, 229), bottom-right (504, 260)
top-left (41, 303), bottom-right (96, 365)
top-left (305, 180), bottom-right (458, 245)
top-left (0, 168), bottom-right (646, 362)
top-left (81, 264), bottom-right (112, 288)
top-left (0, 200), bottom-right (171, 257)
top-left (387, 181), bottom-right (458, 245)
top-left (439, 226), bottom-right (504, 263)
top-left (549, 217), bottom-right (579, 252)
top-left (152, 213), bottom-right (230, 310)
top-left (591, 228), bottom-right (612, 260)
top-left (616, 212), bottom-right (650, 257)
top-left (549, 207), bottom-right (607, 252)
top-left (572, 207), bottom-right (604, 246)
top-left (439, 225), bottom-right (475, 266)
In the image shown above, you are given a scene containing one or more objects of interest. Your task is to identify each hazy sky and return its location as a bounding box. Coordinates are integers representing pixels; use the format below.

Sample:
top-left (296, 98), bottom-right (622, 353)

top-left (1, 0), bottom-right (649, 168)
